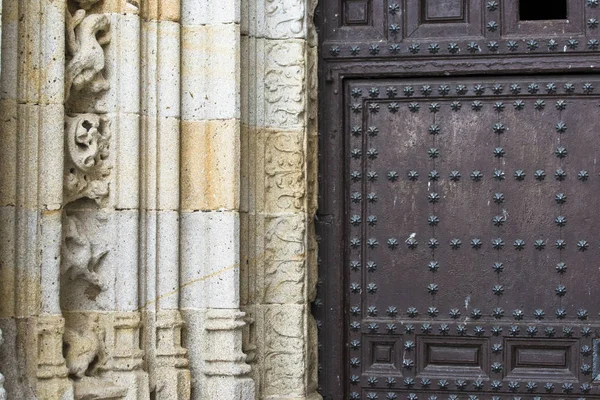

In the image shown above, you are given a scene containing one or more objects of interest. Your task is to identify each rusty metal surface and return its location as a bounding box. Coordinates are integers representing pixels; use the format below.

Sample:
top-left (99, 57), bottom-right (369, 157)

top-left (316, 2), bottom-right (600, 399)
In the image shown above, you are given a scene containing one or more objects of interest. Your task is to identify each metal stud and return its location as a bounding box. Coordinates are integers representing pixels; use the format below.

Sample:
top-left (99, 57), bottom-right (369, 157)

top-left (428, 193), bottom-right (441, 203)
top-left (471, 170), bottom-right (483, 181)
top-left (493, 193), bottom-right (505, 204)
top-left (388, 3), bottom-right (400, 13)
top-left (387, 171), bottom-right (399, 182)
top-left (421, 379), bottom-right (431, 388)
top-left (428, 238), bottom-right (439, 249)
top-left (387, 238), bottom-right (399, 249)
top-left (526, 326), bottom-right (538, 336)
top-left (473, 84), bottom-right (486, 95)
top-left (349, 46), bottom-right (360, 56)
top-left (368, 103), bottom-right (380, 113)
top-left (368, 45), bottom-right (380, 55)
top-left (534, 309), bottom-right (545, 319)
top-left (367, 376), bottom-right (378, 386)
top-left (588, 39), bottom-right (600, 50)
top-left (494, 102), bottom-right (505, 112)
top-left (492, 307), bottom-right (504, 319)
top-left (556, 121), bottom-right (567, 133)
top-left (514, 170), bottom-right (526, 180)
top-left (492, 285), bottom-right (504, 296)
top-left (350, 215), bottom-right (361, 226)
top-left (429, 103), bottom-right (440, 113)
top-left (329, 46), bottom-right (341, 56)
top-left (386, 87), bottom-right (397, 98)
top-left (450, 239), bottom-right (462, 249)
top-left (350, 375), bottom-right (360, 385)
top-left (508, 382), bottom-right (520, 392)
top-left (528, 83), bottom-right (540, 94)
top-left (555, 239), bottom-right (566, 249)
top-left (449, 309), bottom-right (460, 319)
top-left (492, 216), bottom-right (506, 226)
top-left (555, 308), bottom-right (567, 319)
top-left (578, 170), bottom-right (590, 181)
top-left (420, 324), bottom-right (432, 334)
top-left (487, 41), bottom-right (499, 52)
top-left (404, 86), bottom-right (415, 97)
top-left (403, 378), bottom-right (415, 388)
top-left (534, 170), bottom-right (546, 180)
top-left (456, 325), bottom-right (467, 335)
top-left (487, 1), bottom-right (498, 11)
top-left (351, 126), bottom-right (362, 136)
top-left (507, 40), bottom-right (519, 51)
top-left (555, 147), bottom-right (568, 158)
top-left (456, 84), bottom-right (468, 95)
top-left (581, 383), bottom-right (592, 393)
top-left (547, 39), bottom-right (558, 50)
top-left (577, 240), bottom-right (589, 251)
top-left (408, 43), bottom-right (420, 54)
top-left (546, 83), bottom-right (558, 94)
top-left (589, 0), bottom-right (599, 7)
top-left (491, 362), bottom-right (503, 373)
top-left (351, 149), bottom-right (361, 159)
top-left (555, 193), bottom-right (567, 204)
top-left (428, 215), bottom-right (440, 226)
top-left (556, 100), bottom-right (567, 110)
top-left (350, 339), bottom-right (361, 349)
top-left (562, 383), bottom-right (574, 394)
top-left (428, 124), bottom-right (441, 135)
top-left (350, 321), bottom-right (360, 331)
top-left (349, 393), bottom-right (360, 400)
top-left (407, 307), bottom-right (418, 317)
top-left (366, 260), bottom-right (377, 270)
top-left (492, 123), bottom-right (505, 134)
top-left (439, 324), bottom-right (450, 335)
top-left (513, 100), bottom-right (525, 110)
top-left (350, 238), bottom-right (361, 248)
top-left (471, 238), bottom-right (482, 249)
top-left (467, 42), bottom-right (480, 53)
top-left (389, 24), bottom-right (400, 34)
top-left (534, 100), bottom-right (545, 110)
top-left (492, 239), bottom-right (505, 250)
top-left (368, 322), bottom-right (379, 332)
top-left (582, 364), bottom-right (592, 375)
top-left (471, 101), bottom-right (483, 111)
top-left (351, 103), bottom-right (362, 113)
top-left (513, 309), bottom-right (525, 320)
top-left (448, 43), bottom-right (460, 54)
top-left (404, 340), bottom-right (415, 350)
top-left (493, 169), bottom-right (505, 180)
top-left (491, 380), bottom-right (502, 391)
top-left (427, 283), bottom-right (439, 294)
top-left (388, 103), bottom-right (400, 112)
top-left (527, 40), bottom-right (539, 51)
top-left (408, 102), bottom-right (420, 112)
top-left (421, 85), bottom-right (433, 96)
top-left (545, 327), bottom-right (555, 337)
top-left (554, 169), bottom-right (567, 181)
top-left (428, 261), bottom-right (440, 272)
top-left (577, 309), bottom-right (588, 320)
top-left (386, 306), bottom-right (398, 317)
top-left (449, 171), bottom-right (461, 181)
top-left (367, 238), bottom-right (379, 249)
top-left (367, 192), bottom-right (377, 202)
top-left (491, 326), bottom-right (503, 335)
top-left (583, 82), bottom-right (594, 93)
top-left (405, 324), bottom-right (414, 334)
top-left (471, 309), bottom-right (482, 319)
top-left (427, 307), bottom-right (438, 317)
top-left (534, 239), bottom-right (546, 250)
top-left (366, 283), bottom-right (378, 293)
top-left (509, 325), bottom-right (520, 336)
top-left (366, 393), bottom-right (378, 400)
top-left (428, 43), bottom-right (440, 54)
top-left (350, 306), bottom-right (360, 316)
top-left (567, 39), bottom-right (579, 49)
top-left (438, 85), bottom-right (451, 95)
top-left (450, 101), bottom-right (462, 111)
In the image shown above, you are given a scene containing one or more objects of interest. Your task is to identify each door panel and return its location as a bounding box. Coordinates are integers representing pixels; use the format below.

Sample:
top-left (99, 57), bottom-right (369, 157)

top-left (339, 76), bottom-right (600, 399)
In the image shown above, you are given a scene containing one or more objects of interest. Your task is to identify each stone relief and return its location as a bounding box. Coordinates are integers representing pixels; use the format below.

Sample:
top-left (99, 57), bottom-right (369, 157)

top-left (263, 307), bottom-right (305, 396)
top-left (265, 42), bottom-right (306, 128)
top-left (64, 114), bottom-right (112, 204)
top-left (265, 132), bottom-right (305, 212)
top-left (61, 214), bottom-right (108, 291)
top-left (264, 215), bottom-right (305, 304)
top-left (65, 4), bottom-right (111, 103)
top-left (63, 314), bottom-right (106, 378)
top-left (265, 0), bottom-right (306, 38)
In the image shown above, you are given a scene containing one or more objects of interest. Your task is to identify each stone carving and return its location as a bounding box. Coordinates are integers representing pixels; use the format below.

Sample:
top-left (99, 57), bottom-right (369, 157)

top-left (64, 114), bottom-right (112, 204)
top-left (61, 215), bottom-right (108, 291)
top-left (265, 132), bottom-right (305, 212)
top-left (65, 3), bottom-right (111, 102)
top-left (63, 314), bottom-right (106, 378)
top-left (265, 42), bottom-right (306, 128)
top-left (265, 0), bottom-right (306, 38)
top-left (264, 215), bottom-right (305, 304)
top-left (263, 307), bottom-right (305, 396)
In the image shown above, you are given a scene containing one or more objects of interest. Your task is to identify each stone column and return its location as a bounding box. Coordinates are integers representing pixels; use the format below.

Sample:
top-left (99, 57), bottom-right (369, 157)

top-left (240, 0), bottom-right (320, 397)
top-left (180, 0), bottom-right (255, 398)
top-left (141, 0), bottom-right (191, 398)
top-left (0, 0), bottom-right (71, 398)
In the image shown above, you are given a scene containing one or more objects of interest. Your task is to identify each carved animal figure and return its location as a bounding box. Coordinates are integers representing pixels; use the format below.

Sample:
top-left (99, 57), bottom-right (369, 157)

top-left (61, 215), bottom-right (107, 290)
top-left (63, 316), bottom-right (105, 378)
top-left (65, 8), bottom-right (111, 101)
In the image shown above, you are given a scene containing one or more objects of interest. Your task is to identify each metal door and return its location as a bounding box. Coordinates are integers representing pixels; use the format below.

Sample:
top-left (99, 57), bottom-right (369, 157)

top-left (316, 1), bottom-right (600, 399)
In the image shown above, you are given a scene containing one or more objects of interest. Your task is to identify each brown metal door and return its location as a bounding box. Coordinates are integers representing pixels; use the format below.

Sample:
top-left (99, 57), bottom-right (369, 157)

top-left (316, 1), bottom-right (600, 399)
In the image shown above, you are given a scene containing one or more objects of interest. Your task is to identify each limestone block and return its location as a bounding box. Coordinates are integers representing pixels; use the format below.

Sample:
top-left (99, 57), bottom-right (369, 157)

top-left (181, 119), bottom-right (240, 211)
top-left (141, 20), bottom-right (181, 119)
top-left (143, 0), bottom-right (181, 22)
top-left (0, 100), bottom-right (16, 207)
top-left (242, 0), bottom-right (307, 40)
top-left (101, 13), bottom-right (141, 115)
top-left (181, 0), bottom-right (240, 26)
top-left (0, 207), bottom-right (15, 318)
top-left (40, 210), bottom-right (63, 315)
top-left (0, 2), bottom-right (18, 101)
top-left (257, 304), bottom-right (306, 398)
top-left (141, 116), bottom-right (180, 211)
top-left (241, 38), bottom-right (306, 130)
top-left (88, 0), bottom-right (141, 15)
top-left (110, 112), bottom-right (141, 210)
top-left (180, 211), bottom-right (241, 309)
top-left (181, 24), bottom-right (240, 121)
top-left (155, 211), bottom-right (180, 310)
top-left (40, 0), bottom-right (66, 105)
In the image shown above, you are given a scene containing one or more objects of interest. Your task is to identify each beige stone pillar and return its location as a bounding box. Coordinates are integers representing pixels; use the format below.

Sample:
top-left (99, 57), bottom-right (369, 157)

top-left (180, 0), bottom-right (255, 398)
top-left (140, 0), bottom-right (191, 398)
top-left (240, 0), bottom-right (320, 398)
top-left (0, 0), bottom-right (71, 398)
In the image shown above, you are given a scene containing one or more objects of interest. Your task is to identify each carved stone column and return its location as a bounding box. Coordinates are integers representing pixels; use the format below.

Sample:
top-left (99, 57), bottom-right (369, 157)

top-left (140, 0), bottom-right (191, 398)
top-left (0, 0), bottom-right (71, 398)
top-left (240, 0), bottom-right (321, 397)
top-left (180, 0), bottom-right (255, 398)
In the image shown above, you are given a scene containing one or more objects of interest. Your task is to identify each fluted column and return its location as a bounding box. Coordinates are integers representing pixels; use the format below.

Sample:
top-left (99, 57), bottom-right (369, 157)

top-left (140, 0), bottom-right (191, 398)
top-left (180, 0), bottom-right (255, 398)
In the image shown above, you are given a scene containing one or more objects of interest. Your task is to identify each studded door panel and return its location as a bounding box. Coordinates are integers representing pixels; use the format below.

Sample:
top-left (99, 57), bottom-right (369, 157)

top-left (343, 76), bottom-right (600, 400)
